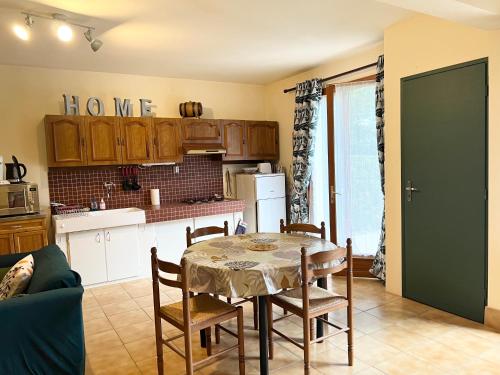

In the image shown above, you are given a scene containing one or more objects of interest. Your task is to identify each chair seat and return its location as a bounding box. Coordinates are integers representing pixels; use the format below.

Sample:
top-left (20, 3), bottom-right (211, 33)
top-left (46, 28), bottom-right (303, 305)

top-left (160, 294), bottom-right (236, 326)
top-left (272, 286), bottom-right (348, 312)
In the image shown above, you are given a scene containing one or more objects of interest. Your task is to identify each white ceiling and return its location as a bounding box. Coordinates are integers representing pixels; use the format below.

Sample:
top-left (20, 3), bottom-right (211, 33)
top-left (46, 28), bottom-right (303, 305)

top-left (0, 0), bottom-right (497, 84)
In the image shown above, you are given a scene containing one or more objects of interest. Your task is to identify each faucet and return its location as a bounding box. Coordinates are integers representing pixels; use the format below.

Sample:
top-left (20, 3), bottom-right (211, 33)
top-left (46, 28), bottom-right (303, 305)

top-left (103, 182), bottom-right (115, 199)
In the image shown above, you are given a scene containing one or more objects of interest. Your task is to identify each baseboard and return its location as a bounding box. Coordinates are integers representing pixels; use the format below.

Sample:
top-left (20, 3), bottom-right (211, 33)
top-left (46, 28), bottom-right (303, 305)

top-left (485, 306), bottom-right (500, 331)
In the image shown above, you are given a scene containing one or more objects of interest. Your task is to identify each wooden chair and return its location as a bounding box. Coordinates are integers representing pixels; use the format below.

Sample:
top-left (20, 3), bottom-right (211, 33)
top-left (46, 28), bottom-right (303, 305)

top-left (186, 222), bottom-right (259, 335)
top-left (279, 219), bottom-right (326, 319)
top-left (151, 247), bottom-right (245, 375)
top-left (267, 239), bottom-right (353, 373)
top-left (280, 219), bottom-right (326, 239)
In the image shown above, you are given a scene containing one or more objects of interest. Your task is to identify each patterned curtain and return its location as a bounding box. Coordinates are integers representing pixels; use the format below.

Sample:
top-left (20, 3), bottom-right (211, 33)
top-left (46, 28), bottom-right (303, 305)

top-left (370, 55), bottom-right (386, 280)
top-left (290, 78), bottom-right (323, 224)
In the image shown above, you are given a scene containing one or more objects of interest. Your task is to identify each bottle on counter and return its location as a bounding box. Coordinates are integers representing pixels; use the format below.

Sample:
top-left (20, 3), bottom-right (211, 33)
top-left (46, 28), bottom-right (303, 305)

top-left (99, 198), bottom-right (106, 210)
top-left (90, 197), bottom-right (98, 211)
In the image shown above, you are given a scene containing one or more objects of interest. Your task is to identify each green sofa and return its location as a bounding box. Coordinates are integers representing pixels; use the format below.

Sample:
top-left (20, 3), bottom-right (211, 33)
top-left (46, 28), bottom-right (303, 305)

top-left (0, 245), bottom-right (85, 375)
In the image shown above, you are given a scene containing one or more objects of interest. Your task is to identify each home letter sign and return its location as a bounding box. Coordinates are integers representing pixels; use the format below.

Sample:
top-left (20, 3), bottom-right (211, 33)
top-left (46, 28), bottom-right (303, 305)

top-left (140, 98), bottom-right (153, 117)
top-left (114, 98), bottom-right (133, 117)
top-left (63, 94), bottom-right (80, 115)
top-left (86, 97), bottom-right (105, 116)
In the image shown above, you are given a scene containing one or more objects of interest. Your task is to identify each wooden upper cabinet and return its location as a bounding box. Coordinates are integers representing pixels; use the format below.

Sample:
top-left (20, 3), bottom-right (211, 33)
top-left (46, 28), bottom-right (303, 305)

top-left (222, 120), bottom-right (246, 161)
top-left (181, 119), bottom-right (221, 144)
top-left (153, 118), bottom-right (183, 163)
top-left (246, 121), bottom-right (279, 160)
top-left (85, 116), bottom-right (122, 165)
top-left (45, 115), bottom-right (87, 167)
top-left (120, 117), bottom-right (154, 164)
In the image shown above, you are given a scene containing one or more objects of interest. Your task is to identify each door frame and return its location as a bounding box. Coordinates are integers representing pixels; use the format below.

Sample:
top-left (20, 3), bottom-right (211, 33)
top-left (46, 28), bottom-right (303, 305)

top-left (326, 74), bottom-right (378, 278)
top-left (401, 58), bottom-right (489, 307)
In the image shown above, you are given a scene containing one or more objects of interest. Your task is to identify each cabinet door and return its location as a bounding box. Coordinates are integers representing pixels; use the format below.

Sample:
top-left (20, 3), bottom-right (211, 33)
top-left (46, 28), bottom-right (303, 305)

top-left (222, 120), bottom-right (246, 161)
top-left (246, 121), bottom-right (279, 160)
top-left (0, 234), bottom-right (14, 256)
top-left (13, 230), bottom-right (48, 253)
top-left (69, 230), bottom-right (107, 285)
top-left (181, 119), bottom-right (221, 144)
top-left (153, 118), bottom-right (183, 163)
top-left (45, 115), bottom-right (87, 167)
top-left (155, 218), bottom-right (194, 264)
top-left (85, 116), bottom-right (122, 165)
top-left (120, 117), bottom-right (154, 164)
top-left (104, 225), bottom-right (139, 281)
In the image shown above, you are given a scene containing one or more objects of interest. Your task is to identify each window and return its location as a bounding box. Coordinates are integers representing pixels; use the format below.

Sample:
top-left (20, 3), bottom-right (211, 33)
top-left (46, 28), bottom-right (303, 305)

top-left (333, 81), bottom-right (383, 256)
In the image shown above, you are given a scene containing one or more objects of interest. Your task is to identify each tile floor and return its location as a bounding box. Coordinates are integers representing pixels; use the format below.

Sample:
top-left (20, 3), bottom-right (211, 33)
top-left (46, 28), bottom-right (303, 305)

top-left (84, 277), bottom-right (500, 375)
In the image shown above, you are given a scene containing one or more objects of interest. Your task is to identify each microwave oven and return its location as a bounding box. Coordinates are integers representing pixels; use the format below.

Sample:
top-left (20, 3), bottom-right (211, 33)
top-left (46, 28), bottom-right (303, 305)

top-left (0, 183), bottom-right (40, 217)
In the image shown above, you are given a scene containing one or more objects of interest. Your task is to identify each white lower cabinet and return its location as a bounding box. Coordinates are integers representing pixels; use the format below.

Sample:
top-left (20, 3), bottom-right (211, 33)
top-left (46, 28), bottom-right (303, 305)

top-left (193, 214), bottom-right (235, 241)
top-left (68, 225), bottom-right (139, 285)
top-left (155, 218), bottom-right (194, 265)
top-left (68, 229), bottom-right (108, 285)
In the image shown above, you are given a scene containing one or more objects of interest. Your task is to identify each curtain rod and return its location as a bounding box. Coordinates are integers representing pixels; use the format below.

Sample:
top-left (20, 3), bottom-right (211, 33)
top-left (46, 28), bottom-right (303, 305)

top-left (283, 61), bottom-right (378, 93)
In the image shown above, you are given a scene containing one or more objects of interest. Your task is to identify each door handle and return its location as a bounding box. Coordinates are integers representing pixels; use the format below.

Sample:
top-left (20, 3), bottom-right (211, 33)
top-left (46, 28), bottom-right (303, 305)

top-left (106, 231), bottom-right (111, 242)
top-left (405, 180), bottom-right (420, 202)
top-left (96, 232), bottom-right (101, 243)
top-left (330, 186), bottom-right (341, 204)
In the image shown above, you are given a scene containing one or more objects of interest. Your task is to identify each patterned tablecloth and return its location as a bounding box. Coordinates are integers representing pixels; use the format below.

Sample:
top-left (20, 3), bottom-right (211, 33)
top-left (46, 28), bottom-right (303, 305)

top-left (182, 233), bottom-right (339, 298)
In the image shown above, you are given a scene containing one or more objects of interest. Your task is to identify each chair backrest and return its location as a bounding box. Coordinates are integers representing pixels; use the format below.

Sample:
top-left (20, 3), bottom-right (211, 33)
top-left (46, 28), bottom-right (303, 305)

top-left (186, 221), bottom-right (229, 247)
top-left (151, 247), bottom-right (191, 327)
top-left (280, 219), bottom-right (326, 239)
top-left (300, 238), bottom-right (352, 305)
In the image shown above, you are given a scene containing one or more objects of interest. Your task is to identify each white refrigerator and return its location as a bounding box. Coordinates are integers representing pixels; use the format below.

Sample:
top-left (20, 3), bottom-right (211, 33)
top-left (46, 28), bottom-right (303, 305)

top-left (236, 173), bottom-right (286, 233)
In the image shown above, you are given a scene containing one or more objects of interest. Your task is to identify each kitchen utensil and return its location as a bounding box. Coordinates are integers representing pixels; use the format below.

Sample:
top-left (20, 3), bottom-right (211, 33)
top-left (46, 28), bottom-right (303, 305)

top-left (6, 155), bottom-right (27, 183)
top-left (131, 167), bottom-right (141, 190)
top-left (242, 167), bottom-right (258, 174)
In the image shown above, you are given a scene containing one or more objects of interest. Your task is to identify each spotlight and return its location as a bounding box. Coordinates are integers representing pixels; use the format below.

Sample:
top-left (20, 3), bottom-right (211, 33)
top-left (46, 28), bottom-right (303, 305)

top-left (57, 24), bottom-right (73, 42)
top-left (24, 14), bottom-right (34, 27)
top-left (13, 24), bottom-right (29, 40)
top-left (83, 28), bottom-right (103, 52)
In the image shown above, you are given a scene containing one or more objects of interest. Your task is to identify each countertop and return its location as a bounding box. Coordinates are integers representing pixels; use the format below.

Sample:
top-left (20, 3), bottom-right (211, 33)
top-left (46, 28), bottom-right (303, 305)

top-left (141, 199), bottom-right (246, 224)
top-left (0, 212), bottom-right (47, 223)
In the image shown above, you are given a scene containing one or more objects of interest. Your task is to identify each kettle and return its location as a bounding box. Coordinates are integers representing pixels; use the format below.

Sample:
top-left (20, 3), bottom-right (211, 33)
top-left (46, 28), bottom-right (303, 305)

top-left (5, 155), bottom-right (27, 184)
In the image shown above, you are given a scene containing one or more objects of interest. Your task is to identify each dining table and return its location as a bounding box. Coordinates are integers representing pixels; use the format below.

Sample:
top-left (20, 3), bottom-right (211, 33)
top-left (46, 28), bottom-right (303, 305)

top-left (182, 232), bottom-right (340, 375)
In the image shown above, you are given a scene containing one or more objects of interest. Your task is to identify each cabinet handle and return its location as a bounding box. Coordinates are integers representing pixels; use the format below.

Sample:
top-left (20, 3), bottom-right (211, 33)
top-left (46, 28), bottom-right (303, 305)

top-left (154, 138), bottom-right (158, 146)
top-left (117, 137), bottom-right (121, 146)
top-left (146, 143), bottom-right (150, 158)
top-left (121, 138), bottom-right (125, 146)
top-left (96, 232), bottom-right (101, 243)
top-left (106, 231), bottom-right (111, 242)
top-left (10, 225), bottom-right (22, 229)
top-left (81, 138), bottom-right (85, 147)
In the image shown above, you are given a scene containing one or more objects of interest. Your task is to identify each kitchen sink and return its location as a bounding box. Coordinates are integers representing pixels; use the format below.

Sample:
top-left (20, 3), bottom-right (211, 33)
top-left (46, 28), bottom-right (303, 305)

top-left (53, 207), bottom-right (146, 234)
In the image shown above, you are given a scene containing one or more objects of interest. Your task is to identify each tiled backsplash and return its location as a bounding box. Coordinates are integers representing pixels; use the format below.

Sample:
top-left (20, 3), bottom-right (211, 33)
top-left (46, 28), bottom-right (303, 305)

top-left (48, 156), bottom-right (223, 209)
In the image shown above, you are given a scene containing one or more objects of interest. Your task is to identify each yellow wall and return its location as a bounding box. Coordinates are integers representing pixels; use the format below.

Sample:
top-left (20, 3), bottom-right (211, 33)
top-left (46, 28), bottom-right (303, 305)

top-left (0, 65), bottom-right (267, 208)
top-left (384, 15), bottom-right (500, 310)
top-left (264, 43), bottom-right (384, 186)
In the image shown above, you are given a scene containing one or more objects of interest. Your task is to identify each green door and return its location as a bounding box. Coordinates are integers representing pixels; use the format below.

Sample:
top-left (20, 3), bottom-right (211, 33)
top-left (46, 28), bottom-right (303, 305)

top-left (402, 59), bottom-right (487, 323)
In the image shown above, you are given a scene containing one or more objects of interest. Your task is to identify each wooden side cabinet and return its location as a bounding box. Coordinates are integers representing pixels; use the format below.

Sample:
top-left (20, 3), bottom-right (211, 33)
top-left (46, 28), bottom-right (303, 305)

top-left (153, 118), bottom-right (183, 163)
top-left (222, 120), bottom-right (246, 161)
top-left (246, 121), bottom-right (279, 160)
top-left (45, 116), bottom-right (87, 167)
top-left (85, 116), bottom-right (122, 165)
top-left (0, 217), bottom-right (48, 255)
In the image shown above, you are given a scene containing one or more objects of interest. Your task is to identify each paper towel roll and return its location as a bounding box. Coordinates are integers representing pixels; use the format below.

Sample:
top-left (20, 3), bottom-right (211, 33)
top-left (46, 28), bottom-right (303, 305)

top-left (150, 189), bottom-right (160, 206)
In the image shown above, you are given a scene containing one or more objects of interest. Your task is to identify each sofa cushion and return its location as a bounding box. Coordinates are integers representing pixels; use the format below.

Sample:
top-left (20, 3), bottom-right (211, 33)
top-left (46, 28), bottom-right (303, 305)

top-left (0, 267), bottom-right (10, 282)
top-left (27, 245), bottom-right (78, 294)
top-left (0, 255), bottom-right (34, 301)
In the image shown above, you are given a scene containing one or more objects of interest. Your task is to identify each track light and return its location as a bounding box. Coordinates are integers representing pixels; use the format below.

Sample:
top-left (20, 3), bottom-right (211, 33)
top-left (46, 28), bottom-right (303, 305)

top-left (57, 24), bottom-right (73, 42)
top-left (84, 28), bottom-right (103, 52)
top-left (16, 12), bottom-right (103, 52)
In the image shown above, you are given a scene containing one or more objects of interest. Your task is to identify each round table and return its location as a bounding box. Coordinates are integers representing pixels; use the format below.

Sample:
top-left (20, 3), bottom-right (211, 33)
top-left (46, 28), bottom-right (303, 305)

top-left (182, 232), bottom-right (339, 375)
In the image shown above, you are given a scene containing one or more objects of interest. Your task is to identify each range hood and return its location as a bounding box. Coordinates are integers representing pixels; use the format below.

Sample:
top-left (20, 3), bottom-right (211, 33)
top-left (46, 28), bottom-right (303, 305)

top-left (183, 143), bottom-right (226, 155)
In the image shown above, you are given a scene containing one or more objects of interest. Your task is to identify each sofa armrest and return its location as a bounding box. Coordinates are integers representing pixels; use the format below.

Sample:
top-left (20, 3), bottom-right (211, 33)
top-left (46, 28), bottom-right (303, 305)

top-left (0, 286), bottom-right (85, 375)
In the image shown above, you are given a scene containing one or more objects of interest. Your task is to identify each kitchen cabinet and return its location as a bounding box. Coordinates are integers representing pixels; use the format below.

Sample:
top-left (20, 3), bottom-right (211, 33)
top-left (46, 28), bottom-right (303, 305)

top-left (155, 218), bottom-right (193, 265)
top-left (0, 234), bottom-right (14, 256)
top-left (222, 120), bottom-right (246, 161)
top-left (85, 116), bottom-right (122, 165)
top-left (120, 117), bottom-right (154, 164)
top-left (45, 115), bottom-right (87, 167)
top-left (68, 225), bottom-right (140, 285)
top-left (181, 119), bottom-right (221, 144)
top-left (153, 118), bottom-right (183, 163)
top-left (68, 230), bottom-right (107, 285)
top-left (246, 121), bottom-right (279, 160)
top-left (0, 217), bottom-right (48, 255)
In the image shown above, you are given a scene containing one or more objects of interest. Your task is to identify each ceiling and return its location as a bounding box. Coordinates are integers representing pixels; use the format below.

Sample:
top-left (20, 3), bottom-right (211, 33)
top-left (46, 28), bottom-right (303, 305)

top-left (0, 0), bottom-right (497, 84)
